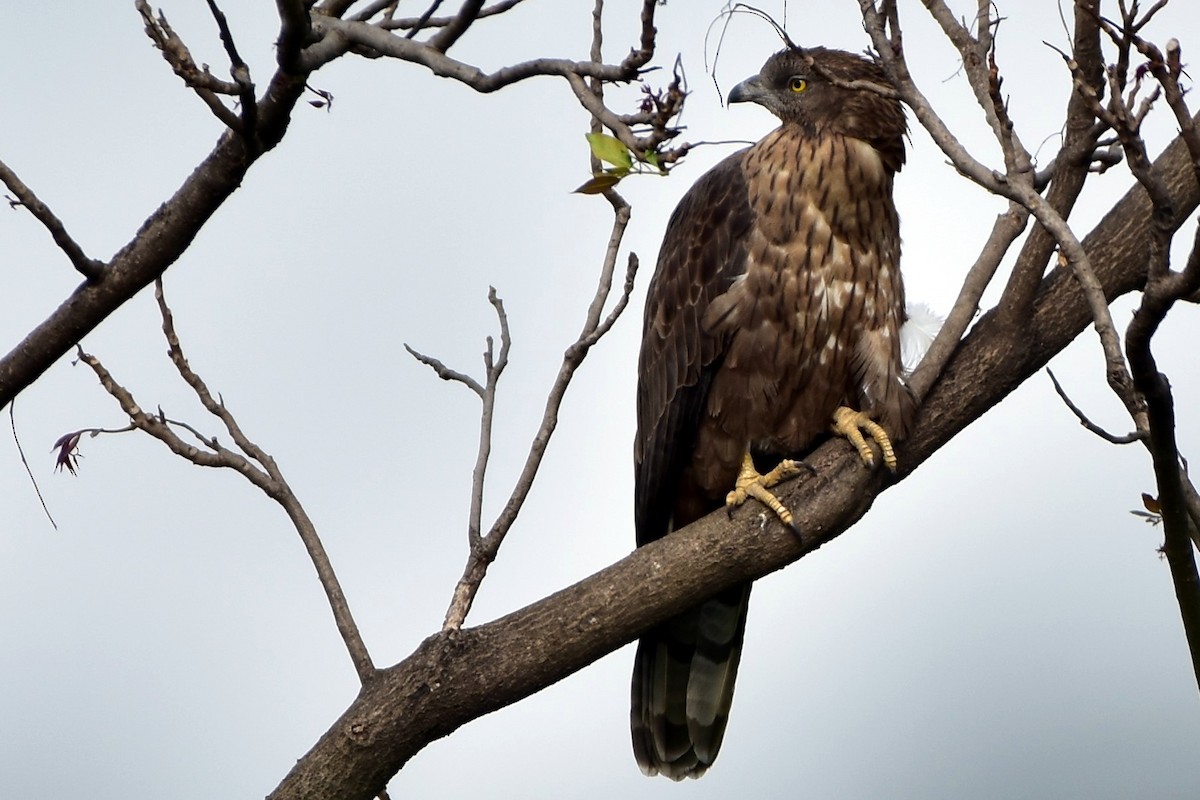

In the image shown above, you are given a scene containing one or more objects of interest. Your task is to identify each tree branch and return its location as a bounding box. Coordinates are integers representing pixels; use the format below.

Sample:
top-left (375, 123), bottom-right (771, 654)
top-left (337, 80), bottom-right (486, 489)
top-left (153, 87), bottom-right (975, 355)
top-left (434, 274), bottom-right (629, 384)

top-left (136, 0), bottom-right (247, 132)
top-left (73, 281), bottom-right (377, 683)
top-left (372, 0), bottom-right (526, 30)
top-left (908, 204), bottom-right (1028, 400)
top-left (205, 0), bottom-right (258, 137)
top-left (1046, 367), bottom-right (1144, 444)
top-left (0, 18), bottom-right (312, 414)
top-left (440, 192), bottom-right (637, 630)
top-left (0, 158), bottom-right (105, 281)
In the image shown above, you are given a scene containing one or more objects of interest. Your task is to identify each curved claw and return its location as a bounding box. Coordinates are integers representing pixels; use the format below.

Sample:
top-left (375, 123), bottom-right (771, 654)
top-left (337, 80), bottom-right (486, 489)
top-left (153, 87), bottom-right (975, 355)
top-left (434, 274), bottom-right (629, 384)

top-left (725, 453), bottom-right (806, 532)
top-left (832, 406), bottom-right (897, 471)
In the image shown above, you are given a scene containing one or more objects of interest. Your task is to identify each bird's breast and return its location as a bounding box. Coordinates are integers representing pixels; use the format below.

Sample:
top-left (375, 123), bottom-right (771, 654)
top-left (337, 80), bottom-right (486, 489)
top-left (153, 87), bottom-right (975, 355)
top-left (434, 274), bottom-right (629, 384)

top-left (697, 126), bottom-right (903, 453)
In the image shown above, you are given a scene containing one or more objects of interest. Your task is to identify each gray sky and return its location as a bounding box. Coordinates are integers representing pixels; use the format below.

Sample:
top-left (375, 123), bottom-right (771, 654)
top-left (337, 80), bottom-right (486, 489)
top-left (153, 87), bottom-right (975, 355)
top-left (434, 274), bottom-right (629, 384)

top-left (3, 1), bottom-right (1200, 798)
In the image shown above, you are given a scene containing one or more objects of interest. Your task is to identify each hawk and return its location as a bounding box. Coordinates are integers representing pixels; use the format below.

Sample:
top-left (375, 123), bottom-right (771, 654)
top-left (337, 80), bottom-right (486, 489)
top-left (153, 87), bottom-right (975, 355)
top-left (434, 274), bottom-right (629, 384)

top-left (631, 46), bottom-right (916, 779)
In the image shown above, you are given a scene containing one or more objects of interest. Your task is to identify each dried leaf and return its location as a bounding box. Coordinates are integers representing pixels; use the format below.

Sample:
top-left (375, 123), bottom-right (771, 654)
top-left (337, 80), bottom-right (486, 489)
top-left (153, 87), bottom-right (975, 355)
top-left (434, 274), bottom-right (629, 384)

top-left (572, 172), bottom-right (624, 195)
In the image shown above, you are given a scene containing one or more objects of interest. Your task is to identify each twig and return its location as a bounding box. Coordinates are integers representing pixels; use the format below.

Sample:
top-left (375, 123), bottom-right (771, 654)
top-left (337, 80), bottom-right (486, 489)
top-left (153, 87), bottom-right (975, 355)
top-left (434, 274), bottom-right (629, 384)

top-left (922, 0), bottom-right (1037, 180)
top-left (403, 0), bottom-right (444, 39)
top-left (406, 289), bottom-right (512, 552)
top-left (372, 0), bottom-right (526, 30)
top-left (0, 158), bottom-right (105, 281)
top-left (10, 400), bottom-right (57, 529)
top-left (1046, 368), bottom-right (1144, 444)
top-left (204, 0), bottom-right (258, 137)
top-left (135, 0), bottom-right (246, 132)
top-left (403, 345), bottom-right (485, 396)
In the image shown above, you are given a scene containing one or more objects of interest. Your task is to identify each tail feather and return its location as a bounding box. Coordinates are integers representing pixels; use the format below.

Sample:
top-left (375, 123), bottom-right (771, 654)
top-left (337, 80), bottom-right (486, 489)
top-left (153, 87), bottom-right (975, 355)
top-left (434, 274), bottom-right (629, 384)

top-left (631, 584), bottom-right (751, 779)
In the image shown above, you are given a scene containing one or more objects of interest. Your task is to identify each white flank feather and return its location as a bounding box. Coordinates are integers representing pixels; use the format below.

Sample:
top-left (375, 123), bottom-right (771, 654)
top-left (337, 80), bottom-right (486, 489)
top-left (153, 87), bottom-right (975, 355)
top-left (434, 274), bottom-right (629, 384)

top-left (900, 301), bottom-right (944, 376)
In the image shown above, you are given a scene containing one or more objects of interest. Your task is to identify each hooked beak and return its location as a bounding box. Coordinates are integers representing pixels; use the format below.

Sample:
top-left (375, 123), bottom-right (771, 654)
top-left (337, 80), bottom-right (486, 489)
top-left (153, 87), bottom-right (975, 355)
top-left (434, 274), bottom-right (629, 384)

top-left (728, 75), bottom-right (765, 105)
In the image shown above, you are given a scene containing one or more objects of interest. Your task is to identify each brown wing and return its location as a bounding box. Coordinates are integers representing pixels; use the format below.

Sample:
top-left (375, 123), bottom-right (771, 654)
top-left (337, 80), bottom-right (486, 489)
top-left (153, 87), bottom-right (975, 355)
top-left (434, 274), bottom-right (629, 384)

top-left (631, 151), bottom-right (757, 780)
top-left (634, 151), bottom-right (754, 545)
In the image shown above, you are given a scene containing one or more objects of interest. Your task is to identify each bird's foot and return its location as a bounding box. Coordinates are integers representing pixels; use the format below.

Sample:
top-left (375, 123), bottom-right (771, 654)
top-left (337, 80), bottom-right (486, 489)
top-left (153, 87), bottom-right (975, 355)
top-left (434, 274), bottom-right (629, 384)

top-left (832, 406), bottom-right (897, 471)
top-left (725, 452), bottom-right (807, 532)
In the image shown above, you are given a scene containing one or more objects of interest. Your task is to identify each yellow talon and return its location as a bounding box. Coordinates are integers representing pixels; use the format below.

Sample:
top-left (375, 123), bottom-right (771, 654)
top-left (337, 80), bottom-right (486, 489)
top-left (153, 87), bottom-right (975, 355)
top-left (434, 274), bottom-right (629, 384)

top-left (831, 406), bottom-right (897, 471)
top-left (725, 453), bottom-right (805, 530)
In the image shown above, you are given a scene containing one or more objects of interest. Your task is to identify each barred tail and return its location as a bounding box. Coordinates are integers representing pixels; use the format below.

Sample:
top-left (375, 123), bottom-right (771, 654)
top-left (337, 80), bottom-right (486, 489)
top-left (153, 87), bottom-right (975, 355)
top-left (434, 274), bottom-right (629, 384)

top-left (631, 584), bottom-right (751, 779)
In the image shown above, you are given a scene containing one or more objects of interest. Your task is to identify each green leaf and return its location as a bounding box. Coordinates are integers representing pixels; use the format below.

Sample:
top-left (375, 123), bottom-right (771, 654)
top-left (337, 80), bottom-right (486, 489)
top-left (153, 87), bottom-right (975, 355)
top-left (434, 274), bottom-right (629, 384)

top-left (572, 171), bottom-right (624, 195)
top-left (585, 132), bottom-right (633, 169)
top-left (643, 150), bottom-right (662, 173)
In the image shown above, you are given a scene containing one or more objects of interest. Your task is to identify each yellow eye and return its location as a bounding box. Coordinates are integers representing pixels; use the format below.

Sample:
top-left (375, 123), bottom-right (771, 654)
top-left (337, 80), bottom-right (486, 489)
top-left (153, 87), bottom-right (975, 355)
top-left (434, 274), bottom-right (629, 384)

top-left (788, 76), bottom-right (808, 93)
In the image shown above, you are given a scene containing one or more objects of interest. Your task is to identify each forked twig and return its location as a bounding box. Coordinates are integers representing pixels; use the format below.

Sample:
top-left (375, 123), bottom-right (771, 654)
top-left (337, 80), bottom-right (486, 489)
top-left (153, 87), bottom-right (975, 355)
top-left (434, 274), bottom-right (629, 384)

top-left (71, 279), bottom-right (376, 683)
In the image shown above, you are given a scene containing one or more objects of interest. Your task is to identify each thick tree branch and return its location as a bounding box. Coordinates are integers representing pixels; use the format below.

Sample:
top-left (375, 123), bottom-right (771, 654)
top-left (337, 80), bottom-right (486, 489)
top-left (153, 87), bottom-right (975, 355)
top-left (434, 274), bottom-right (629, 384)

top-left (276, 0), bottom-right (314, 72)
top-left (426, 0), bottom-right (483, 52)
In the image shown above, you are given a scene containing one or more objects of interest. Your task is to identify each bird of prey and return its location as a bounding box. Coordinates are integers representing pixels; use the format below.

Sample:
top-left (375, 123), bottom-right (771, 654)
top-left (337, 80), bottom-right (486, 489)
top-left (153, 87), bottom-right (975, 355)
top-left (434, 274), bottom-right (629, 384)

top-left (631, 46), bottom-right (916, 779)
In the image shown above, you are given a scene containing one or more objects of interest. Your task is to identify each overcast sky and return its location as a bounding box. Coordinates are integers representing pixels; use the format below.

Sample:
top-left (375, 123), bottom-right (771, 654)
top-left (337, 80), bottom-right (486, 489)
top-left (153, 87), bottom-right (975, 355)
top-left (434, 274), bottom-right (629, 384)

top-left (3, 1), bottom-right (1200, 798)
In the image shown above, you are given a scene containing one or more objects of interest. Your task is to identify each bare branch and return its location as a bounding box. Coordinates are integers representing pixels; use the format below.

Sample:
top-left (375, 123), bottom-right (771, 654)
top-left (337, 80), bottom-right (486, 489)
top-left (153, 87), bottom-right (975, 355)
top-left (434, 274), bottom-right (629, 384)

top-left (465, 290), bottom-right (511, 547)
top-left (1046, 368), bottom-right (1145, 444)
top-left (76, 288), bottom-right (377, 684)
top-left (302, 14), bottom-right (647, 86)
top-left (861, 2), bottom-right (1144, 429)
top-left (427, 0), bottom-right (483, 52)
top-left (441, 189), bottom-right (638, 631)
top-left (908, 204), bottom-right (1029, 399)
top-left (373, 0), bottom-right (526, 30)
top-left (301, 6), bottom-right (675, 167)
top-left (921, 0), bottom-right (1037, 179)
top-left (136, 0), bottom-right (246, 132)
top-left (275, 0), bottom-right (313, 72)
top-left (205, 0), bottom-right (258, 135)
top-left (403, 345), bottom-right (485, 397)
top-left (859, 3), bottom-right (1008, 197)
top-left (154, 280), bottom-right (274, 468)
top-left (10, 400), bottom-right (57, 529)
top-left (316, 0), bottom-right (362, 18)
top-left (0, 158), bottom-right (105, 281)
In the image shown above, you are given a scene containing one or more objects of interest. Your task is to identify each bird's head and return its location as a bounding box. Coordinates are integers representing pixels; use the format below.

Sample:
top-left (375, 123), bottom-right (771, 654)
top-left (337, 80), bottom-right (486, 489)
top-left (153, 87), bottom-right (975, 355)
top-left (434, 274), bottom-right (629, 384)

top-left (729, 47), bottom-right (906, 169)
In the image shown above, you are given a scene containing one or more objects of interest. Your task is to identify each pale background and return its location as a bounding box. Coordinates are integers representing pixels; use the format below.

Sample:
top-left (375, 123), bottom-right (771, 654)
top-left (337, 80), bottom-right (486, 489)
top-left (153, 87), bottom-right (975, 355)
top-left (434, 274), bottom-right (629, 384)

top-left (3, 2), bottom-right (1199, 798)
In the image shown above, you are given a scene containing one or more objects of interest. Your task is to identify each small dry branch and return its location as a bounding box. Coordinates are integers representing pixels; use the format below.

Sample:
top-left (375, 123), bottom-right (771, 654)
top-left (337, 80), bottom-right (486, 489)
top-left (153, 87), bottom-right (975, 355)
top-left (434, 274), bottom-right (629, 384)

top-left (71, 279), bottom-right (376, 684)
